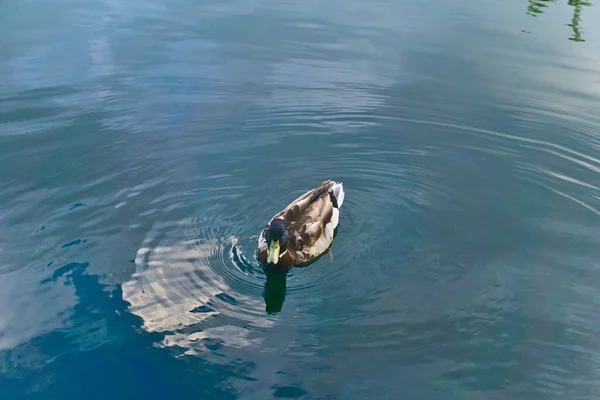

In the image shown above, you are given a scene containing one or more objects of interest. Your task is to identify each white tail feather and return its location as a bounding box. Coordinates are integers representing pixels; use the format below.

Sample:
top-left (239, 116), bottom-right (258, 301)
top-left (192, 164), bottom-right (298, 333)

top-left (330, 181), bottom-right (345, 208)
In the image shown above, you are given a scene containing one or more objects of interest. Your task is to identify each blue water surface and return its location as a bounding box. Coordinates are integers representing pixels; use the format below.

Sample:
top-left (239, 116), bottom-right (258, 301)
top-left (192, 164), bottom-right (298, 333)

top-left (2, 0), bottom-right (600, 399)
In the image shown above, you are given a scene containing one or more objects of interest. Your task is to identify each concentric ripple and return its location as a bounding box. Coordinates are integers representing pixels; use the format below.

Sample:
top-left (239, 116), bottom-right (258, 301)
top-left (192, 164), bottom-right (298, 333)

top-left (121, 108), bottom-right (600, 372)
top-left (120, 130), bottom-right (454, 355)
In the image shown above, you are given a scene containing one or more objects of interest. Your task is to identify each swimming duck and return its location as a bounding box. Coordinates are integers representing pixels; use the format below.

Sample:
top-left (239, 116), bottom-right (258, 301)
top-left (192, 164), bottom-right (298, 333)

top-left (257, 180), bottom-right (345, 269)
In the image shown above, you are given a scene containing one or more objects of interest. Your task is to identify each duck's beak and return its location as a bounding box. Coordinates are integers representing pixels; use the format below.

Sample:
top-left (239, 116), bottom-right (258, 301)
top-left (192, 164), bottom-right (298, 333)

top-left (267, 240), bottom-right (281, 264)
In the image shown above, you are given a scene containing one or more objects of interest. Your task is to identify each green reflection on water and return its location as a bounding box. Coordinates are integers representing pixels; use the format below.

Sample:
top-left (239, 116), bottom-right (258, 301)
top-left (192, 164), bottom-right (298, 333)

top-left (526, 0), bottom-right (592, 42)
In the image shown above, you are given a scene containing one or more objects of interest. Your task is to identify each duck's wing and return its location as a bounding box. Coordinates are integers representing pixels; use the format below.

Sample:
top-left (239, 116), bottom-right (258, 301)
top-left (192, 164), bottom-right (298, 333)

top-left (279, 180), bottom-right (335, 222)
top-left (288, 181), bottom-right (344, 264)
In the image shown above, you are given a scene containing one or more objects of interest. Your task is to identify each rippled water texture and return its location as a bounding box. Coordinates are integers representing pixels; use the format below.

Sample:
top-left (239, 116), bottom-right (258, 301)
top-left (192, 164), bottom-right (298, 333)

top-left (2, 0), bottom-right (600, 398)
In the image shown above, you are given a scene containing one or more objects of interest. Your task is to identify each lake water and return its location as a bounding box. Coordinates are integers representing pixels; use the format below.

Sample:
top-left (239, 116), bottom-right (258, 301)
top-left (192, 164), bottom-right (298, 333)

top-left (2, 0), bottom-right (600, 398)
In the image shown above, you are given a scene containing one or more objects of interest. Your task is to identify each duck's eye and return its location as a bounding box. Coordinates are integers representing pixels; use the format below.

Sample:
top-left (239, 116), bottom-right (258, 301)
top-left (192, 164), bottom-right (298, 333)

top-left (265, 230), bottom-right (271, 242)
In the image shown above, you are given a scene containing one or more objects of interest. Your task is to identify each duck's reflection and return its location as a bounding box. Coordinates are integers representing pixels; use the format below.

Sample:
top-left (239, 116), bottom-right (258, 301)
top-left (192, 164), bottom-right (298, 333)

top-left (262, 268), bottom-right (288, 314)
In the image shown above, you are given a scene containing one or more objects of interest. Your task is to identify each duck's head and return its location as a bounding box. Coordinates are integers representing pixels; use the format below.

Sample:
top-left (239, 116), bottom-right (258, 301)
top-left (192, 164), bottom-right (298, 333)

top-left (265, 219), bottom-right (289, 265)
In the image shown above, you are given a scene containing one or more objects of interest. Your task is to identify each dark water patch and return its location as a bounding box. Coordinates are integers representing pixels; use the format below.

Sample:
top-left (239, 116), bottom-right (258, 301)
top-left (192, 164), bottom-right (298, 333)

top-left (216, 293), bottom-right (238, 306)
top-left (44, 262), bottom-right (89, 283)
top-left (0, 266), bottom-right (238, 399)
top-left (191, 305), bottom-right (215, 314)
top-left (272, 385), bottom-right (308, 399)
top-left (60, 239), bottom-right (86, 248)
top-left (69, 202), bottom-right (86, 211)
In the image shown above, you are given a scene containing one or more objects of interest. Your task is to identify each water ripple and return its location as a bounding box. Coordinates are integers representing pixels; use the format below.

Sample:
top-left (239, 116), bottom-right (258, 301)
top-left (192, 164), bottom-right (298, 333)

top-left (119, 128), bottom-right (468, 363)
top-left (3, 0), bottom-right (600, 396)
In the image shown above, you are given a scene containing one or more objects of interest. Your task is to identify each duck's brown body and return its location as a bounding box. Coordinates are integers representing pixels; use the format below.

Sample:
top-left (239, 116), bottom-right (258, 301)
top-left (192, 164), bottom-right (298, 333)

top-left (257, 180), bottom-right (345, 269)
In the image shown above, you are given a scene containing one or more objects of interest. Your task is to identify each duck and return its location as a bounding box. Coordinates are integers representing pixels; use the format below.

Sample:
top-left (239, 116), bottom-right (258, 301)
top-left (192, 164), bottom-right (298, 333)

top-left (257, 180), bottom-right (345, 269)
